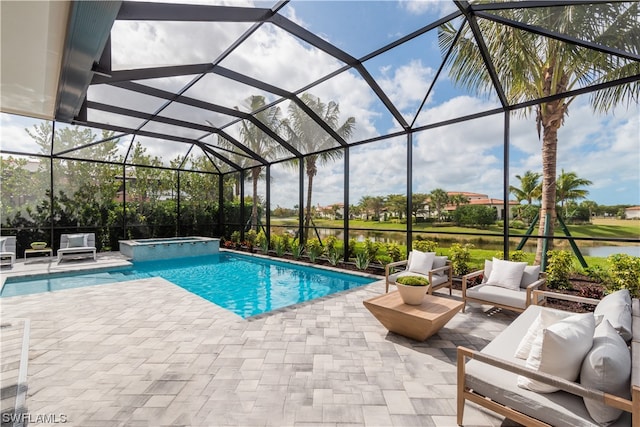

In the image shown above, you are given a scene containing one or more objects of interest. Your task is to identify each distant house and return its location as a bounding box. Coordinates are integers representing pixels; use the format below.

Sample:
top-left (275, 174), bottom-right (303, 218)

top-left (316, 203), bottom-right (344, 220)
top-left (421, 191), bottom-right (519, 220)
top-left (625, 206), bottom-right (640, 219)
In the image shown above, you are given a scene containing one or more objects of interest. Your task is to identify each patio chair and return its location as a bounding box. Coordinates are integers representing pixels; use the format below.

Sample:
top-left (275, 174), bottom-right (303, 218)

top-left (0, 236), bottom-right (16, 267)
top-left (385, 250), bottom-right (453, 295)
top-left (461, 258), bottom-right (546, 313)
top-left (57, 233), bottom-right (97, 262)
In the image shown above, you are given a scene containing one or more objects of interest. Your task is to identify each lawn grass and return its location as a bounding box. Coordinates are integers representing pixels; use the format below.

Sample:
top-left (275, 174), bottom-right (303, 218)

top-left (272, 217), bottom-right (640, 239)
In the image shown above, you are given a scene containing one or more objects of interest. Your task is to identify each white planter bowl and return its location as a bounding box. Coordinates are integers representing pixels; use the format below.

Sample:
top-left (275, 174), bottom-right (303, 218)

top-left (396, 282), bottom-right (427, 305)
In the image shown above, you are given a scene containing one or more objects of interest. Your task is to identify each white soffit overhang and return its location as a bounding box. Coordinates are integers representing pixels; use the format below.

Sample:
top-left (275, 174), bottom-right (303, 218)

top-left (0, 1), bottom-right (70, 120)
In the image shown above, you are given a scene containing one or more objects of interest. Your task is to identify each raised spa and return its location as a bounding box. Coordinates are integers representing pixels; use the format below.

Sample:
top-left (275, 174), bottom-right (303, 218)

top-left (119, 237), bottom-right (219, 261)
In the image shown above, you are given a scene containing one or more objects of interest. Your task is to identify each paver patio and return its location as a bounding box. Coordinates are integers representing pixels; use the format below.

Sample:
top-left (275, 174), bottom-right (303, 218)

top-left (1, 257), bottom-right (519, 426)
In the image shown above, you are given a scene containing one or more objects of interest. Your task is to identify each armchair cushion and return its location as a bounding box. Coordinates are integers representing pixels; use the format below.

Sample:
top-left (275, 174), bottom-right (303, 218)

top-left (594, 289), bottom-right (633, 342)
top-left (483, 260), bottom-right (541, 289)
top-left (466, 284), bottom-right (529, 310)
top-left (407, 250), bottom-right (435, 276)
top-left (485, 258), bottom-right (527, 291)
top-left (518, 312), bottom-right (595, 393)
top-left (432, 256), bottom-right (448, 277)
top-left (581, 319), bottom-right (631, 424)
top-left (67, 233), bottom-right (88, 248)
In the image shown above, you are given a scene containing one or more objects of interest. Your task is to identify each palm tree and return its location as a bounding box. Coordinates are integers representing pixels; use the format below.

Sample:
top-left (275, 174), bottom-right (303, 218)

top-left (509, 170), bottom-right (542, 205)
top-left (556, 169), bottom-right (592, 217)
top-left (429, 188), bottom-right (450, 221)
top-left (219, 95), bottom-right (286, 230)
top-left (439, 3), bottom-right (639, 264)
top-left (285, 93), bottom-right (355, 242)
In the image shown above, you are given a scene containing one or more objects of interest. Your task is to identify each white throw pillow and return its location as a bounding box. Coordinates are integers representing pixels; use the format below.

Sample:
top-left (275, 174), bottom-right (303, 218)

top-left (485, 258), bottom-right (527, 291)
top-left (580, 319), bottom-right (631, 425)
top-left (594, 289), bottom-right (633, 341)
top-left (407, 250), bottom-right (435, 276)
top-left (432, 256), bottom-right (447, 277)
top-left (517, 312), bottom-right (595, 393)
top-left (514, 309), bottom-right (567, 359)
top-left (481, 259), bottom-right (492, 283)
top-left (520, 265), bottom-right (541, 288)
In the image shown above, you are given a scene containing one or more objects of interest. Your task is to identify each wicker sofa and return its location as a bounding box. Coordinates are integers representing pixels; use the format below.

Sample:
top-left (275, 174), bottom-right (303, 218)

top-left (457, 289), bottom-right (639, 426)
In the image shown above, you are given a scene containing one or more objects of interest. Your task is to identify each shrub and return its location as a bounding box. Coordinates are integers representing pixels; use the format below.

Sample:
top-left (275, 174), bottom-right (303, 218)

top-left (230, 230), bottom-right (241, 244)
top-left (364, 238), bottom-right (379, 262)
top-left (413, 239), bottom-right (437, 253)
top-left (325, 235), bottom-right (338, 252)
top-left (376, 254), bottom-right (393, 266)
top-left (396, 276), bottom-right (429, 286)
top-left (327, 246), bottom-right (342, 266)
top-left (256, 230), bottom-right (268, 252)
top-left (245, 229), bottom-right (257, 246)
top-left (347, 238), bottom-right (357, 259)
top-left (494, 250), bottom-right (527, 262)
top-left (452, 205), bottom-right (496, 228)
top-left (605, 254), bottom-right (640, 298)
top-left (306, 238), bottom-right (324, 262)
top-left (546, 250), bottom-right (573, 290)
top-left (386, 243), bottom-right (402, 262)
top-left (273, 235), bottom-right (287, 257)
top-left (449, 243), bottom-right (474, 276)
top-left (354, 251), bottom-right (370, 270)
top-left (291, 238), bottom-right (303, 260)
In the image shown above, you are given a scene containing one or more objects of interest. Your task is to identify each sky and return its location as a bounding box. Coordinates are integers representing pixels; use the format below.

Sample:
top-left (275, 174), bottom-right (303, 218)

top-left (1, 0), bottom-right (638, 208)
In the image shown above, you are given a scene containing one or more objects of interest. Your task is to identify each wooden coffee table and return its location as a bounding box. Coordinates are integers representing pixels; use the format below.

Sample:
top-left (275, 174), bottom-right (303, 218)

top-left (363, 291), bottom-right (464, 341)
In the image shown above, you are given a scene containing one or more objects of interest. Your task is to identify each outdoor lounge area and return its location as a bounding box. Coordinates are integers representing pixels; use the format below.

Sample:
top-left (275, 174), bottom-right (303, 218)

top-left (2, 255), bottom-right (522, 426)
top-left (1, 0), bottom-right (639, 426)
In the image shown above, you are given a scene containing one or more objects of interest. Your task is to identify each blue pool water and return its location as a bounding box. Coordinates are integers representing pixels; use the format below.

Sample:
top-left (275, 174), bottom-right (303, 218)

top-left (1, 253), bottom-right (375, 318)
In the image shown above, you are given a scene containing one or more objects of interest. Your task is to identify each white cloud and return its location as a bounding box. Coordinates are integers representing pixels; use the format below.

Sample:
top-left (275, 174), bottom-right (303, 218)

top-left (378, 59), bottom-right (434, 113)
top-left (398, 0), bottom-right (458, 16)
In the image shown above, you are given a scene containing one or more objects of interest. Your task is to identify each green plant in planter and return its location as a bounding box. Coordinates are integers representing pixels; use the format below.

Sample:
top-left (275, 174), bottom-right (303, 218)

top-left (273, 235), bottom-right (287, 257)
top-left (230, 231), bottom-right (241, 245)
top-left (413, 239), bottom-right (437, 253)
top-left (256, 230), bottom-right (269, 252)
top-left (245, 230), bottom-right (257, 247)
top-left (386, 243), bottom-right (402, 262)
top-left (291, 238), bottom-right (303, 259)
top-left (327, 246), bottom-right (342, 266)
top-left (449, 243), bottom-right (474, 276)
top-left (605, 254), bottom-right (640, 298)
top-left (307, 238), bottom-right (324, 262)
top-left (396, 276), bottom-right (429, 286)
top-left (354, 251), bottom-right (370, 270)
top-left (546, 250), bottom-right (573, 290)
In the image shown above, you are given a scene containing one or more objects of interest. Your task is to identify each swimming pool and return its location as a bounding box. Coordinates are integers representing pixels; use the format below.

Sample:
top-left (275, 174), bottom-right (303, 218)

top-left (1, 253), bottom-right (376, 318)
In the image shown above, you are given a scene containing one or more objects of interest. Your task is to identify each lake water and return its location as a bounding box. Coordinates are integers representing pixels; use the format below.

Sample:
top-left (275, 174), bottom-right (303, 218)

top-left (313, 228), bottom-right (639, 258)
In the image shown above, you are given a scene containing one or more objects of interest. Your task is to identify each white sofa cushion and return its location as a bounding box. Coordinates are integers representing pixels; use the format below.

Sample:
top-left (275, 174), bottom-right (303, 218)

top-left (594, 289), bottom-right (633, 342)
top-left (580, 319), bottom-right (631, 425)
top-left (485, 258), bottom-right (527, 291)
top-left (514, 309), bottom-right (567, 359)
top-left (518, 312), bottom-right (595, 393)
top-left (465, 306), bottom-right (606, 426)
top-left (407, 250), bottom-right (435, 276)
